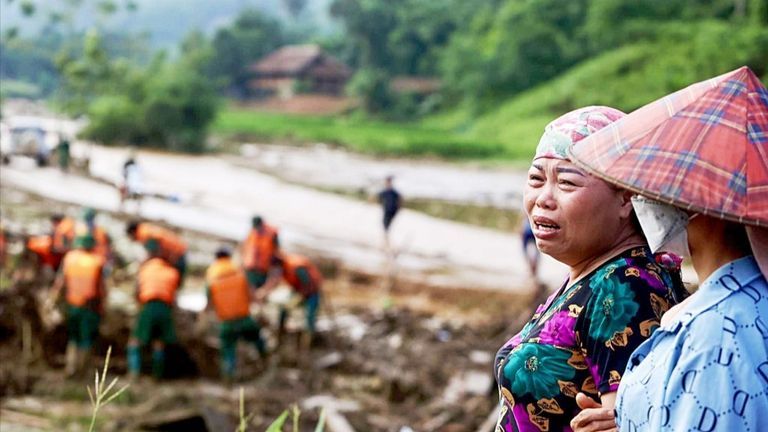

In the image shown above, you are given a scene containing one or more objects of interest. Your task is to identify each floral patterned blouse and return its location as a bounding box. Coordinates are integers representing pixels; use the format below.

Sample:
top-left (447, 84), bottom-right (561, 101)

top-left (494, 247), bottom-right (683, 432)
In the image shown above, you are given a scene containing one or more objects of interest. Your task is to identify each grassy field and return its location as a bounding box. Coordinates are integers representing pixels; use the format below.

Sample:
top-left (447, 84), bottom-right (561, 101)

top-left (212, 109), bottom-right (527, 160)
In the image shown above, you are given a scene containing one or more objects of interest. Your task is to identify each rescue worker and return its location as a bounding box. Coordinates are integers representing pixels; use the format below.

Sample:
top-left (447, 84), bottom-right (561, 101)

top-left (49, 234), bottom-right (107, 377)
top-left (21, 214), bottom-right (73, 280)
top-left (257, 253), bottom-right (322, 349)
top-left (25, 234), bottom-right (60, 272)
top-left (203, 248), bottom-right (268, 381)
top-left (127, 239), bottom-right (180, 380)
top-left (126, 220), bottom-right (187, 282)
top-left (240, 215), bottom-right (279, 290)
top-left (52, 213), bottom-right (76, 257)
top-left (75, 208), bottom-right (113, 265)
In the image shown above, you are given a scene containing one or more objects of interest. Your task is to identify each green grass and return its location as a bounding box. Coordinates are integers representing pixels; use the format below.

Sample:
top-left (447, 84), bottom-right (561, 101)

top-left (213, 109), bottom-right (510, 160)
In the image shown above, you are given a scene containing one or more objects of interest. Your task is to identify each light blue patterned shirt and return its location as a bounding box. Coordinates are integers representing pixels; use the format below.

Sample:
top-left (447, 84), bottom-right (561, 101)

top-left (616, 256), bottom-right (768, 431)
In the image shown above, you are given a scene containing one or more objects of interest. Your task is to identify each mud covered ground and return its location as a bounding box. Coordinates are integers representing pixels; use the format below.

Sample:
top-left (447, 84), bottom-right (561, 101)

top-left (0, 187), bottom-right (539, 432)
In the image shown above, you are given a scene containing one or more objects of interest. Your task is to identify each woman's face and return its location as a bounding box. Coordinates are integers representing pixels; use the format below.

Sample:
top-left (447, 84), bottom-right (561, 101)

top-left (523, 157), bottom-right (633, 266)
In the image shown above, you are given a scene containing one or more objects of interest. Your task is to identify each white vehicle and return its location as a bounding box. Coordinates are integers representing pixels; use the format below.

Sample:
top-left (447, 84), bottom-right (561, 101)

top-left (0, 116), bottom-right (57, 166)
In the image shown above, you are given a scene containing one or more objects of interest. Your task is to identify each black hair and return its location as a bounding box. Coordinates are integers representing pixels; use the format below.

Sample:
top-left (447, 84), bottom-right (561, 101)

top-left (724, 221), bottom-right (752, 254)
top-left (126, 220), bottom-right (140, 235)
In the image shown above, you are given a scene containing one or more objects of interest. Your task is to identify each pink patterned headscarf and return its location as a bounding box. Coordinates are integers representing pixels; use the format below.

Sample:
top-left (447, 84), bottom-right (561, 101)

top-left (534, 106), bottom-right (626, 160)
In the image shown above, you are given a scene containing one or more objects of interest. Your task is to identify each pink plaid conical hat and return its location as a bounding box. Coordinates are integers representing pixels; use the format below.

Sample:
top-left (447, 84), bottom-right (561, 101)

top-left (568, 66), bottom-right (768, 275)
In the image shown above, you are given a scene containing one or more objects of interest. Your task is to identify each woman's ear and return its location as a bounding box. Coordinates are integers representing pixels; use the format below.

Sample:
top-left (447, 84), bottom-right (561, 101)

top-left (618, 190), bottom-right (634, 219)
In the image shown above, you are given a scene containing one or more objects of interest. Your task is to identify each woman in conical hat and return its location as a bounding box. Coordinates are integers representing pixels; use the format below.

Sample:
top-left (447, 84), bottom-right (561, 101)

top-left (569, 66), bottom-right (768, 432)
top-left (494, 106), bottom-right (684, 432)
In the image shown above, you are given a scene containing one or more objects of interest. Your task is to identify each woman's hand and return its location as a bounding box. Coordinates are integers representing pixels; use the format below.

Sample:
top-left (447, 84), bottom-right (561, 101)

top-left (570, 392), bottom-right (617, 432)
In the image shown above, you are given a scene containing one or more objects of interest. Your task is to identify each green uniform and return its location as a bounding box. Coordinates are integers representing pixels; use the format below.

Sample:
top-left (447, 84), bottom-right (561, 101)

top-left (132, 300), bottom-right (177, 345)
top-left (245, 269), bottom-right (268, 289)
top-left (279, 267), bottom-right (320, 333)
top-left (219, 317), bottom-right (267, 378)
top-left (66, 305), bottom-right (100, 349)
top-left (220, 317), bottom-right (266, 352)
top-left (205, 281), bottom-right (267, 379)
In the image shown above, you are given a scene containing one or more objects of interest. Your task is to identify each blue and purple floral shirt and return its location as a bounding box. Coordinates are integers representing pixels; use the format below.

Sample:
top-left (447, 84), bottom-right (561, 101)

top-left (494, 247), bottom-right (683, 432)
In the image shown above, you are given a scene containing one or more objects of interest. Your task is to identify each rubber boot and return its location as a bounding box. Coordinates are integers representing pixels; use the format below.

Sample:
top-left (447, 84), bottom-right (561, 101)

top-left (253, 334), bottom-right (268, 359)
top-left (78, 349), bottom-right (93, 377)
top-left (277, 308), bottom-right (288, 348)
top-left (220, 349), bottom-right (236, 384)
top-left (151, 348), bottom-right (165, 380)
top-left (64, 343), bottom-right (78, 377)
top-left (127, 345), bottom-right (141, 380)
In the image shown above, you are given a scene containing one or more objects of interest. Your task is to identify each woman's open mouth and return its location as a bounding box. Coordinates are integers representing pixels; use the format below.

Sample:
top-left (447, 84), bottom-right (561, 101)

top-left (532, 216), bottom-right (560, 239)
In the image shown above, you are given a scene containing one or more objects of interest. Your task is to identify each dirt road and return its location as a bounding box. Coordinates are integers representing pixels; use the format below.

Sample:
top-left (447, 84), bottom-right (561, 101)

top-left (235, 143), bottom-right (528, 208)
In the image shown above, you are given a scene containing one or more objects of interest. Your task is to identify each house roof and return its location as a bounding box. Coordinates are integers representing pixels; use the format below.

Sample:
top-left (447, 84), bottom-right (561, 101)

top-left (250, 44), bottom-right (351, 78)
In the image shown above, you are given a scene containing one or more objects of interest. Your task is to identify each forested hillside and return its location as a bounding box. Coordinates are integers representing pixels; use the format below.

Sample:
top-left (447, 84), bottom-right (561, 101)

top-left (2, 0), bottom-right (766, 159)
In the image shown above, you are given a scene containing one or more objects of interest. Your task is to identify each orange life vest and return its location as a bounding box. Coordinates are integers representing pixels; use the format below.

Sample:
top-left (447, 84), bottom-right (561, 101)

top-left (241, 225), bottom-right (278, 272)
top-left (52, 217), bottom-right (75, 253)
top-left (74, 222), bottom-right (111, 260)
top-left (27, 235), bottom-right (62, 270)
top-left (136, 223), bottom-right (187, 262)
top-left (138, 257), bottom-right (180, 305)
top-left (206, 258), bottom-right (250, 321)
top-left (282, 254), bottom-right (322, 298)
top-left (62, 249), bottom-right (105, 308)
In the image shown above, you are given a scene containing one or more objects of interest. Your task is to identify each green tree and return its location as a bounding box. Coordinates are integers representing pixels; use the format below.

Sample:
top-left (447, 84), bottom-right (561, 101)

top-left (330, 0), bottom-right (400, 69)
top-left (750, 0), bottom-right (768, 24)
top-left (209, 9), bottom-right (286, 95)
top-left (440, 0), bottom-right (589, 110)
top-left (140, 64), bottom-right (219, 152)
top-left (55, 29), bottom-right (125, 114)
top-left (83, 94), bottom-right (143, 143)
top-left (57, 29), bottom-right (220, 151)
top-left (82, 58), bottom-right (219, 152)
top-left (0, 35), bottom-right (61, 96)
top-left (388, 0), bottom-right (466, 75)
top-left (346, 67), bottom-right (392, 113)
top-left (2, 0), bottom-right (140, 100)
top-left (330, 0), bottom-right (471, 115)
top-left (178, 30), bottom-right (220, 84)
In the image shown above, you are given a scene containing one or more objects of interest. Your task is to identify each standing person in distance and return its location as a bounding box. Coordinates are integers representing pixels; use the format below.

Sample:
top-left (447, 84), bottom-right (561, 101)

top-left (377, 175), bottom-right (402, 250)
